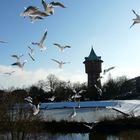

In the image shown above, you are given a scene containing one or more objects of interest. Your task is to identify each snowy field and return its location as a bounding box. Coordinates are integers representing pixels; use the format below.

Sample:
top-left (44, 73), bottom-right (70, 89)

top-left (40, 100), bottom-right (140, 123)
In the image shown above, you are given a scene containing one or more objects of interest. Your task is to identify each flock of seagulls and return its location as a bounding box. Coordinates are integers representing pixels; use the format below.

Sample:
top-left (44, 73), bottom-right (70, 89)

top-left (0, 0), bottom-right (69, 116)
top-left (0, 0), bottom-right (69, 76)
top-left (1, 2), bottom-right (140, 118)
top-left (20, 0), bottom-right (66, 23)
top-left (51, 43), bottom-right (71, 68)
top-left (20, 1), bottom-right (70, 70)
top-left (19, 0), bottom-right (68, 115)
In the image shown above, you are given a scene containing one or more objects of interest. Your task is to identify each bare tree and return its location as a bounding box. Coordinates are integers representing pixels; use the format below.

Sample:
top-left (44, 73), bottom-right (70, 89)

top-left (0, 91), bottom-right (42, 140)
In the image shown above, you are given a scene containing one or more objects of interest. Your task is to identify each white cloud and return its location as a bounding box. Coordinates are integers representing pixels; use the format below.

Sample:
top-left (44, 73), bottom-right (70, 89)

top-left (0, 65), bottom-right (86, 89)
top-left (0, 64), bottom-right (139, 89)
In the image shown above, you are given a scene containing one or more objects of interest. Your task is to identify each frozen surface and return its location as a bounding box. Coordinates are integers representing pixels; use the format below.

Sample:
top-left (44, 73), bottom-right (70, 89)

top-left (39, 100), bottom-right (140, 122)
top-left (110, 100), bottom-right (140, 117)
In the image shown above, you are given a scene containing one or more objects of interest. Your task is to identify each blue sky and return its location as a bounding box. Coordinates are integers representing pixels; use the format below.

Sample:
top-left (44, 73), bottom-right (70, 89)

top-left (0, 0), bottom-right (140, 88)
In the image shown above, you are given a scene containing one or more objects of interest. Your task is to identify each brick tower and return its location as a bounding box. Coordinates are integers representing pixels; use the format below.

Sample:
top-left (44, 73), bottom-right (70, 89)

top-left (83, 47), bottom-right (103, 90)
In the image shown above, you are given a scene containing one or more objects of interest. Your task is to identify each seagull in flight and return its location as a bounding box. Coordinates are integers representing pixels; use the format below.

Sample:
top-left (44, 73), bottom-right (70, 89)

top-left (32, 29), bottom-right (47, 52)
top-left (103, 66), bottom-right (115, 75)
top-left (20, 6), bottom-right (40, 17)
top-left (71, 89), bottom-right (86, 99)
top-left (53, 43), bottom-right (71, 52)
top-left (28, 46), bottom-right (34, 55)
top-left (11, 60), bottom-right (27, 69)
top-left (28, 46), bottom-right (35, 61)
top-left (41, 0), bottom-right (54, 15)
top-left (20, 6), bottom-right (50, 22)
top-left (71, 89), bottom-right (86, 108)
top-left (41, 0), bottom-right (66, 15)
top-left (0, 40), bottom-right (8, 43)
top-left (3, 71), bottom-right (15, 76)
top-left (83, 123), bottom-right (95, 130)
top-left (11, 53), bottom-right (24, 62)
top-left (51, 59), bottom-right (70, 68)
top-left (50, 1), bottom-right (66, 8)
top-left (69, 107), bottom-right (76, 118)
top-left (48, 96), bottom-right (55, 102)
top-left (130, 10), bottom-right (140, 28)
top-left (94, 84), bottom-right (102, 96)
top-left (24, 96), bottom-right (40, 115)
top-left (20, 6), bottom-right (50, 17)
top-left (71, 94), bottom-right (81, 100)
top-left (28, 53), bottom-right (35, 61)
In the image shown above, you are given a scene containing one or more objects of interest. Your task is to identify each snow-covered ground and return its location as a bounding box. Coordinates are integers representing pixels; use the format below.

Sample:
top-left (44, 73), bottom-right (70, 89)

top-left (109, 100), bottom-right (140, 117)
top-left (39, 100), bottom-right (140, 123)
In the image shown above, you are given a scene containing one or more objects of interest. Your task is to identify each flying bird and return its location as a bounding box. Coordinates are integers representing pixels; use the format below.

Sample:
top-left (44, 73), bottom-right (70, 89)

top-left (31, 103), bottom-right (40, 115)
top-left (48, 96), bottom-right (55, 101)
top-left (50, 1), bottom-right (66, 8)
top-left (0, 40), bottom-right (8, 43)
top-left (51, 59), bottom-right (70, 68)
top-left (29, 10), bottom-right (50, 17)
top-left (28, 46), bottom-right (34, 55)
top-left (71, 94), bottom-right (81, 100)
top-left (130, 10), bottom-right (140, 28)
top-left (41, 0), bottom-right (66, 15)
top-left (11, 60), bottom-right (27, 69)
top-left (3, 71), bottom-right (15, 76)
top-left (11, 54), bottom-right (23, 62)
top-left (69, 107), bottom-right (76, 118)
top-left (24, 96), bottom-right (40, 115)
top-left (20, 6), bottom-right (50, 22)
top-left (71, 89), bottom-right (86, 99)
top-left (28, 53), bottom-right (35, 61)
top-left (41, 0), bottom-right (54, 15)
top-left (53, 43), bottom-right (71, 52)
top-left (32, 29), bottom-right (47, 52)
top-left (28, 46), bottom-right (35, 61)
top-left (20, 6), bottom-right (40, 17)
top-left (71, 89), bottom-right (86, 108)
top-left (83, 123), bottom-right (95, 130)
top-left (103, 66), bottom-right (115, 75)
top-left (94, 84), bottom-right (102, 96)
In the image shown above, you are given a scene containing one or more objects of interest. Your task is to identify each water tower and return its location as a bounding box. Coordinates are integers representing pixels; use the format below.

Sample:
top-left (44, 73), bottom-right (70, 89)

top-left (83, 47), bottom-right (103, 90)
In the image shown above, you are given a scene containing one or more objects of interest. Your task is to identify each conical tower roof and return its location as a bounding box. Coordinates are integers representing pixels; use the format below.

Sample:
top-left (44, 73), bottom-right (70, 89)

top-left (84, 47), bottom-right (103, 62)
